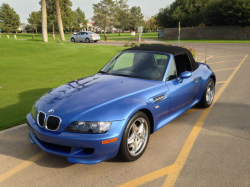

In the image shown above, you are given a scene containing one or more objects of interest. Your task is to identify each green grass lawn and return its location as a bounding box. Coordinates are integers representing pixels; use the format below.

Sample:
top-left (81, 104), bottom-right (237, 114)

top-left (0, 34), bottom-right (125, 131)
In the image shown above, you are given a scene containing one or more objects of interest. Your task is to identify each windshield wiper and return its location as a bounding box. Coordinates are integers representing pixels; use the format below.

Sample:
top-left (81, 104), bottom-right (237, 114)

top-left (98, 71), bottom-right (110, 75)
top-left (111, 73), bottom-right (133, 78)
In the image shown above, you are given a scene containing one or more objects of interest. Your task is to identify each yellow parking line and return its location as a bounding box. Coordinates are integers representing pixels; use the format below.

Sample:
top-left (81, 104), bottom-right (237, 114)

top-left (200, 55), bottom-right (213, 62)
top-left (184, 109), bottom-right (202, 114)
top-left (212, 54), bottom-right (246, 58)
top-left (117, 164), bottom-right (181, 187)
top-left (214, 68), bottom-right (236, 72)
top-left (161, 54), bottom-right (249, 187)
top-left (216, 81), bottom-right (227, 84)
top-left (208, 59), bottom-right (239, 64)
top-left (117, 54), bottom-right (249, 187)
top-left (0, 151), bottom-right (47, 183)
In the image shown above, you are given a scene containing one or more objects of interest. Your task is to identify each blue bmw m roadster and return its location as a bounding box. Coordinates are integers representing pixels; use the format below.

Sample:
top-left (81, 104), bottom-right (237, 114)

top-left (27, 46), bottom-right (216, 164)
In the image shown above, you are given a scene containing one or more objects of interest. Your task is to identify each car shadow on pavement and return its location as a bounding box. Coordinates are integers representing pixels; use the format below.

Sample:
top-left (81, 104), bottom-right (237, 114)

top-left (0, 88), bottom-right (52, 131)
top-left (0, 88), bottom-right (75, 169)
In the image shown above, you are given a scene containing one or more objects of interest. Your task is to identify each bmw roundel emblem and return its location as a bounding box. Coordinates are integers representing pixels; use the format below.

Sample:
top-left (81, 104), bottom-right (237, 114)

top-left (48, 109), bottom-right (54, 114)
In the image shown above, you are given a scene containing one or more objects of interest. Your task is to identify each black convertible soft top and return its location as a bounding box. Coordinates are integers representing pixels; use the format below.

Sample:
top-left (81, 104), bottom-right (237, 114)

top-left (124, 45), bottom-right (199, 71)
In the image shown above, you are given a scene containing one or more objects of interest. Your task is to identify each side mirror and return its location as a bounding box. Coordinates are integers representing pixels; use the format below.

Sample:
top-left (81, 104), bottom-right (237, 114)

top-left (178, 71), bottom-right (192, 83)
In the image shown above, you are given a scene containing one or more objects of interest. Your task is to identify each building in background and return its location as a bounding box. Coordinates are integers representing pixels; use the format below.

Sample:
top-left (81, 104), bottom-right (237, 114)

top-left (18, 24), bottom-right (27, 33)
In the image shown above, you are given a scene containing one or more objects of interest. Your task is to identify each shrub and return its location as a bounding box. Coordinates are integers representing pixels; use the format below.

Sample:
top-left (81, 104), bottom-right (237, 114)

top-left (181, 46), bottom-right (198, 60)
top-left (140, 43), bottom-right (172, 46)
top-left (124, 41), bottom-right (130, 47)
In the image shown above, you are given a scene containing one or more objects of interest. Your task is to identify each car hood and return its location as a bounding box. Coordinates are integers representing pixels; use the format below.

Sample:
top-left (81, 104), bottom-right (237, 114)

top-left (36, 74), bottom-right (161, 122)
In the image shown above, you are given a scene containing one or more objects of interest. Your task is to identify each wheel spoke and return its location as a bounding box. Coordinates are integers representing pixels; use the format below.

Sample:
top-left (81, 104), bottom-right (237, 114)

top-left (133, 123), bottom-right (139, 133)
top-left (133, 141), bottom-right (138, 153)
top-left (127, 131), bottom-right (135, 145)
top-left (138, 121), bottom-right (144, 134)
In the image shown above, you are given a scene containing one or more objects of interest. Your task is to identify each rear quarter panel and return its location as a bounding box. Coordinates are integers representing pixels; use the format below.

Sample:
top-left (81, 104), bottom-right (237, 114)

top-left (195, 63), bottom-right (216, 101)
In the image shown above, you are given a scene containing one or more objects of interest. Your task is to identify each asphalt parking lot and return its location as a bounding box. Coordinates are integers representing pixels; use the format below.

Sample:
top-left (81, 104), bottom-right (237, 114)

top-left (0, 43), bottom-right (249, 187)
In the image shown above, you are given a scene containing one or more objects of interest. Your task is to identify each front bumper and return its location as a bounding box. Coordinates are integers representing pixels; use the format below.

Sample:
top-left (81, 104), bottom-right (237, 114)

top-left (27, 113), bottom-right (126, 164)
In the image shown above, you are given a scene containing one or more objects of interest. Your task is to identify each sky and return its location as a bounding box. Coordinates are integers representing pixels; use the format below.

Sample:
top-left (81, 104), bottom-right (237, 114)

top-left (1, 0), bottom-right (174, 24)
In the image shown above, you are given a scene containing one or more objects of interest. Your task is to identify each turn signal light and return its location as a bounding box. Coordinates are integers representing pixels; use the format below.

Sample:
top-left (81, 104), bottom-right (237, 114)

top-left (102, 138), bottom-right (117, 144)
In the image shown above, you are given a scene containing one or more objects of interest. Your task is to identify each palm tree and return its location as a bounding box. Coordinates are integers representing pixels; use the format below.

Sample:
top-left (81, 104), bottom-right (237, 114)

top-left (41, 0), bottom-right (48, 42)
top-left (55, 0), bottom-right (65, 41)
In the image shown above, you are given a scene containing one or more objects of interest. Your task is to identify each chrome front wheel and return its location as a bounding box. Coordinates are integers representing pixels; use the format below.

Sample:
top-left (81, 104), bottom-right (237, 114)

top-left (127, 118), bottom-right (149, 156)
top-left (117, 112), bottom-right (150, 162)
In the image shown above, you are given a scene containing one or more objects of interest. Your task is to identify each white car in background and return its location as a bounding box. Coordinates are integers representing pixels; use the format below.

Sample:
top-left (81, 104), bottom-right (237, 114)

top-left (70, 31), bottom-right (101, 43)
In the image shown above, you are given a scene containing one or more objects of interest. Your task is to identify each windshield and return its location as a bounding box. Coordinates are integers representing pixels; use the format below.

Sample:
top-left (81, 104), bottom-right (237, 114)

top-left (100, 51), bottom-right (170, 81)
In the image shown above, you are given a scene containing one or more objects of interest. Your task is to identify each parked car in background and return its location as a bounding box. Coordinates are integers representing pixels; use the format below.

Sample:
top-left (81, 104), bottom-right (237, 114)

top-left (70, 31), bottom-right (100, 43)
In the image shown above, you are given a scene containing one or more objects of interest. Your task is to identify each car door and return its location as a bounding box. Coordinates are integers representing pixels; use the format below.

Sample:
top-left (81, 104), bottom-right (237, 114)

top-left (165, 56), bottom-right (200, 115)
top-left (75, 32), bottom-right (81, 42)
top-left (149, 53), bottom-right (171, 128)
top-left (80, 32), bottom-right (86, 42)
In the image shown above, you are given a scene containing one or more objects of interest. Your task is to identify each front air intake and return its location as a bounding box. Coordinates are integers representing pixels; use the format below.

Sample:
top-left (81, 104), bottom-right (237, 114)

top-left (37, 112), bottom-right (46, 127)
top-left (46, 116), bottom-right (61, 131)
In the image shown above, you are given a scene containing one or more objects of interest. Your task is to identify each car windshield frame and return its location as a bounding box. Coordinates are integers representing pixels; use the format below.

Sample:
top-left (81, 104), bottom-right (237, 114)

top-left (99, 50), bottom-right (171, 81)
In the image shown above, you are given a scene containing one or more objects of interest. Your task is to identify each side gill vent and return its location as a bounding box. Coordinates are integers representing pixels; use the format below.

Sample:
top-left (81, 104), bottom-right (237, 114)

top-left (153, 95), bottom-right (166, 102)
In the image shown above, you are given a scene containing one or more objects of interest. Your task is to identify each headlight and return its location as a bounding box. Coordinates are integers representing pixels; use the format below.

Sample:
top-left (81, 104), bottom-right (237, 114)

top-left (65, 121), bottom-right (112, 134)
top-left (31, 105), bottom-right (37, 120)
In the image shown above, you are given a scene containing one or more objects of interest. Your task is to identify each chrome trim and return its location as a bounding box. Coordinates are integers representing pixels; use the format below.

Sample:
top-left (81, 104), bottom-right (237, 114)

top-left (149, 92), bottom-right (170, 104)
top-left (37, 111), bottom-right (46, 128)
top-left (45, 115), bottom-right (62, 131)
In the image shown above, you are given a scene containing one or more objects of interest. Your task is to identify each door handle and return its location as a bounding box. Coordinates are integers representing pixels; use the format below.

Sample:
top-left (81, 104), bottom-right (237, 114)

top-left (194, 77), bottom-right (199, 82)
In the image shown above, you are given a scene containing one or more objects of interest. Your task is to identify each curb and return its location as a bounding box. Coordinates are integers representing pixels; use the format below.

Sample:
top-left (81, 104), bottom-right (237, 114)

top-left (0, 123), bottom-right (27, 135)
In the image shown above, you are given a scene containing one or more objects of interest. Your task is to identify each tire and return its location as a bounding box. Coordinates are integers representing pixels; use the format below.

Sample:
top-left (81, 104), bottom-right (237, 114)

top-left (71, 38), bottom-right (75, 42)
top-left (197, 78), bottom-right (215, 108)
top-left (117, 111), bottom-right (150, 162)
top-left (85, 38), bottom-right (90, 43)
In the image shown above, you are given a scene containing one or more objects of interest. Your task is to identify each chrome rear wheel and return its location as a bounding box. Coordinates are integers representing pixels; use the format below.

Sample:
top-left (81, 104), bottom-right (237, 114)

top-left (206, 81), bottom-right (215, 105)
top-left (85, 38), bottom-right (90, 43)
top-left (197, 78), bottom-right (215, 108)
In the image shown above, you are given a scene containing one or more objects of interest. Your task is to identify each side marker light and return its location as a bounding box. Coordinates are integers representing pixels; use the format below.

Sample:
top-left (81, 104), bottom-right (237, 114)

top-left (102, 138), bottom-right (117, 144)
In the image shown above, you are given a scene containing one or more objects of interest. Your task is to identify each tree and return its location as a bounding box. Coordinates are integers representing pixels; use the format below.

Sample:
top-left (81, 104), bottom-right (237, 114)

top-left (146, 17), bottom-right (158, 31)
top-left (203, 0), bottom-right (250, 26)
top-left (171, 0), bottom-right (207, 27)
top-left (92, 0), bottom-right (118, 35)
top-left (55, 0), bottom-right (65, 41)
top-left (130, 6), bottom-right (144, 30)
top-left (156, 0), bottom-right (211, 28)
top-left (41, 0), bottom-right (48, 42)
top-left (115, 0), bottom-right (130, 35)
top-left (27, 11), bottom-right (41, 33)
top-left (76, 7), bottom-right (88, 31)
top-left (0, 3), bottom-right (20, 32)
top-left (68, 9), bottom-right (78, 33)
top-left (156, 6), bottom-right (176, 28)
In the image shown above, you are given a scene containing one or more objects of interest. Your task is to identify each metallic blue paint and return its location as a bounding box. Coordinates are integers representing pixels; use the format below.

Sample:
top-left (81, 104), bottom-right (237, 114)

top-left (27, 52), bottom-right (215, 164)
